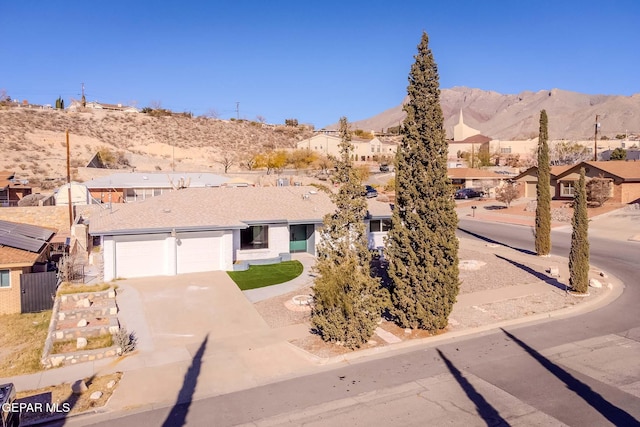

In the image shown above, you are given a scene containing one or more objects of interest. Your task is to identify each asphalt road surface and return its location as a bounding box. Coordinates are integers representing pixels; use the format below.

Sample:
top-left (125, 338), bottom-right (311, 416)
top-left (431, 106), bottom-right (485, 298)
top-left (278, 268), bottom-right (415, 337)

top-left (65, 220), bottom-right (640, 427)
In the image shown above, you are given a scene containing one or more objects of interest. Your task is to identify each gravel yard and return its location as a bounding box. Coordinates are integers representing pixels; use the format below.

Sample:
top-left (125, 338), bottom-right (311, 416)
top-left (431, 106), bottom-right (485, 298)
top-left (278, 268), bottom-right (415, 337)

top-left (252, 237), bottom-right (608, 359)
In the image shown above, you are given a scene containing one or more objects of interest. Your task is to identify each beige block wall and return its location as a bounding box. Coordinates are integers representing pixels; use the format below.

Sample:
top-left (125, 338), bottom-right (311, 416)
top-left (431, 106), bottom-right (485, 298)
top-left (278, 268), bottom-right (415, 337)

top-left (0, 269), bottom-right (25, 315)
top-left (0, 206), bottom-right (70, 232)
top-left (621, 183), bottom-right (640, 204)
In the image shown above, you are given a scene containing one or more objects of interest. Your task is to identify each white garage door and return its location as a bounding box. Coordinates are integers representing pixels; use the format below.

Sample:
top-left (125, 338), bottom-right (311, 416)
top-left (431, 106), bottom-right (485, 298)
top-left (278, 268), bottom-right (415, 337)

top-left (115, 234), bottom-right (167, 279)
top-left (176, 231), bottom-right (223, 274)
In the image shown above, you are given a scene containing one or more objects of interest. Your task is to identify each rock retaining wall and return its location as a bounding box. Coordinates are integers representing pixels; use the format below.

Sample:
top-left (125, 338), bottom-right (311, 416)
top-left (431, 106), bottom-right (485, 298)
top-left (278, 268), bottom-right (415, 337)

top-left (42, 288), bottom-right (121, 369)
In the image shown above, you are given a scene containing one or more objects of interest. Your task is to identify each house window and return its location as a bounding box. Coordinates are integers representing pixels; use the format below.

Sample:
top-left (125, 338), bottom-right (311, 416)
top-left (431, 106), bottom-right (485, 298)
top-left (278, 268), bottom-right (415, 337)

top-left (369, 219), bottom-right (392, 232)
top-left (125, 189), bottom-right (136, 202)
top-left (0, 270), bottom-right (10, 288)
top-left (500, 147), bottom-right (512, 154)
top-left (241, 226), bottom-right (269, 249)
top-left (154, 188), bottom-right (162, 197)
top-left (561, 182), bottom-right (575, 197)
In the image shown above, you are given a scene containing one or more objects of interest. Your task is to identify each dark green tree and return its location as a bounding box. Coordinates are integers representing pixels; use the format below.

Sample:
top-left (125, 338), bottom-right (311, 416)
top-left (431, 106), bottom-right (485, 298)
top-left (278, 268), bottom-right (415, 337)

top-left (385, 32), bottom-right (459, 332)
top-left (311, 117), bottom-right (388, 349)
top-left (569, 168), bottom-right (590, 293)
top-left (610, 147), bottom-right (627, 160)
top-left (535, 110), bottom-right (552, 256)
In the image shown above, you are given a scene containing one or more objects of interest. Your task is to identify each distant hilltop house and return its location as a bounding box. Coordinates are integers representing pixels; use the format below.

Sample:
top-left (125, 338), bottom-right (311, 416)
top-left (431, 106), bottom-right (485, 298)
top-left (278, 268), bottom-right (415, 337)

top-left (296, 134), bottom-right (397, 162)
top-left (67, 100), bottom-right (139, 113)
top-left (0, 171), bottom-right (32, 207)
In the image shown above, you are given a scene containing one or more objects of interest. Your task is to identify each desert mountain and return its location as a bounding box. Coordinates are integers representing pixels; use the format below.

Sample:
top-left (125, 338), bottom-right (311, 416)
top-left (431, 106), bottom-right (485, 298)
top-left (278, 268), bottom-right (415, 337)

top-left (344, 87), bottom-right (640, 141)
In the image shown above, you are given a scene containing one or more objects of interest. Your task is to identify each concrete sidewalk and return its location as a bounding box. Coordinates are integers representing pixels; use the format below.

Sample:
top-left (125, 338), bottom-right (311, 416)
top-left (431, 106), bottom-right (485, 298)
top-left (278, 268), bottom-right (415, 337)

top-left (1, 205), bottom-right (630, 426)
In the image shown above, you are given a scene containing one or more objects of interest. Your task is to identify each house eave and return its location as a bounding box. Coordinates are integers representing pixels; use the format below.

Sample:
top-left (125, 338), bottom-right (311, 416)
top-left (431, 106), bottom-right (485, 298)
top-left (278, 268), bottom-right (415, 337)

top-left (91, 224), bottom-right (246, 236)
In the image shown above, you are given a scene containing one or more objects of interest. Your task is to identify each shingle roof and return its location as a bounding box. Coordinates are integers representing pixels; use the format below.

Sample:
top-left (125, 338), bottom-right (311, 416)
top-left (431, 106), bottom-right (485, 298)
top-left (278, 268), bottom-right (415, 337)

top-left (0, 245), bottom-right (40, 267)
top-left (90, 186), bottom-right (315, 234)
top-left (88, 186), bottom-right (394, 235)
top-left (83, 172), bottom-right (230, 189)
top-left (583, 161), bottom-right (640, 181)
top-left (448, 168), bottom-right (503, 179)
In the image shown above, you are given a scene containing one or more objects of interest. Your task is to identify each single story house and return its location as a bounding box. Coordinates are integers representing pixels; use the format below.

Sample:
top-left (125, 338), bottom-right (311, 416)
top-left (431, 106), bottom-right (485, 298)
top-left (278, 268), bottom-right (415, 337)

top-left (82, 172), bottom-right (230, 204)
top-left (514, 165), bottom-right (573, 198)
top-left (447, 168), bottom-right (505, 195)
top-left (86, 186), bottom-right (393, 281)
top-left (555, 161), bottom-right (640, 203)
top-left (0, 220), bottom-right (56, 314)
top-left (0, 171), bottom-right (32, 207)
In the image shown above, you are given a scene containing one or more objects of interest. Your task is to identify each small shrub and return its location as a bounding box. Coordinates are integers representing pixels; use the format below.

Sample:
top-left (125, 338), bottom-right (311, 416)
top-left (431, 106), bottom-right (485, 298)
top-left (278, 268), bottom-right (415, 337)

top-left (114, 328), bottom-right (137, 354)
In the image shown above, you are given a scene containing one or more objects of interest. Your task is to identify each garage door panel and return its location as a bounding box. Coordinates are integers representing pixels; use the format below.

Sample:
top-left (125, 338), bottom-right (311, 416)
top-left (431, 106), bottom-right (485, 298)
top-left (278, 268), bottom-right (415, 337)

top-left (176, 232), bottom-right (222, 274)
top-left (115, 235), bottom-right (167, 279)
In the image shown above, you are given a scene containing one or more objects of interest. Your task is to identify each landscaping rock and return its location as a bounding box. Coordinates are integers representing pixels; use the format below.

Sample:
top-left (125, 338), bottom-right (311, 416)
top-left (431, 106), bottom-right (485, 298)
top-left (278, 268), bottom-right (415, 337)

top-left (71, 380), bottom-right (88, 395)
top-left (76, 298), bottom-right (91, 308)
top-left (77, 319), bottom-right (88, 327)
top-left (106, 380), bottom-right (116, 389)
top-left (599, 271), bottom-right (608, 278)
top-left (77, 337), bottom-right (88, 349)
top-left (548, 267), bottom-right (560, 277)
top-left (89, 391), bottom-right (103, 400)
top-left (589, 278), bottom-right (603, 288)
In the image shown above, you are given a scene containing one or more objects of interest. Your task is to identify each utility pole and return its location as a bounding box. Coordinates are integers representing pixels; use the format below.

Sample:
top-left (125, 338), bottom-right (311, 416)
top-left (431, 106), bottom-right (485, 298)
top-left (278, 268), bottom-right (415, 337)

top-left (593, 114), bottom-right (600, 161)
top-left (66, 130), bottom-right (74, 227)
top-left (236, 102), bottom-right (240, 120)
top-left (81, 83), bottom-right (86, 107)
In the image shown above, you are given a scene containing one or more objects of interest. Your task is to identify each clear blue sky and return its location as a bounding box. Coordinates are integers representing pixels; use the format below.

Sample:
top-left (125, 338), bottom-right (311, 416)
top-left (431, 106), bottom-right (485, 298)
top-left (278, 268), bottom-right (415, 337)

top-left (2, 1), bottom-right (639, 128)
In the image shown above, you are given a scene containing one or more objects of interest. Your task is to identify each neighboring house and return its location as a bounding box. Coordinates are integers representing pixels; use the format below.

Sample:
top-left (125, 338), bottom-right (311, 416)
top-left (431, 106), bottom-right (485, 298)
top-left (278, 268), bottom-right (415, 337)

top-left (0, 171), bottom-right (32, 207)
top-left (296, 134), bottom-right (397, 161)
top-left (0, 220), bottom-right (56, 315)
top-left (82, 172), bottom-right (230, 204)
top-left (554, 161), bottom-right (640, 203)
top-left (601, 149), bottom-right (640, 161)
top-left (67, 100), bottom-right (139, 113)
top-left (85, 186), bottom-right (392, 281)
top-left (514, 165), bottom-right (573, 198)
top-left (448, 168), bottom-right (505, 195)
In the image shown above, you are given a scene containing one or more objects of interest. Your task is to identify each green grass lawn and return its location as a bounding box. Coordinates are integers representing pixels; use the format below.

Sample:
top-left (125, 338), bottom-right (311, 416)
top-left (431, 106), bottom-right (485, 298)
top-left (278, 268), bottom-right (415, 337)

top-left (228, 261), bottom-right (304, 291)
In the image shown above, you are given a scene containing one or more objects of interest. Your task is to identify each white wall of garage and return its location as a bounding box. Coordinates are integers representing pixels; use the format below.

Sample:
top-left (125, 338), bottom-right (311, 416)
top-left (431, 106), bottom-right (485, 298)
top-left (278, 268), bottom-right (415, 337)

top-left (103, 230), bottom-right (234, 281)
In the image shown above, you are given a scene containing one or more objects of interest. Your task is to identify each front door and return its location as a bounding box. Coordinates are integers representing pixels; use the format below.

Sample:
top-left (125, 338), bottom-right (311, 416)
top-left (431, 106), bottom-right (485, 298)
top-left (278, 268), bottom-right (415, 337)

top-left (289, 225), bottom-right (310, 253)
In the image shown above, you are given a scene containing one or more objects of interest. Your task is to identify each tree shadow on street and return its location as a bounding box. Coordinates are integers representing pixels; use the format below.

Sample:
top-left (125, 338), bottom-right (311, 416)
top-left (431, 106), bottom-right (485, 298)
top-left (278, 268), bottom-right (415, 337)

top-left (436, 349), bottom-right (510, 426)
top-left (457, 227), bottom-right (535, 255)
top-left (161, 334), bottom-right (209, 427)
top-left (494, 254), bottom-right (566, 291)
top-left (501, 328), bottom-right (640, 427)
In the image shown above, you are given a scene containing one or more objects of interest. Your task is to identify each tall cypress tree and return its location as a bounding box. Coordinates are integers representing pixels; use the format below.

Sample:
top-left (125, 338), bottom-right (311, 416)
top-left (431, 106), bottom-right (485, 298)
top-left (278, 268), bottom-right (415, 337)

top-left (311, 117), bottom-right (388, 349)
top-left (385, 32), bottom-right (459, 332)
top-left (535, 110), bottom-right (551, 256)
top-left (569, 168), bottom-right (590, 293)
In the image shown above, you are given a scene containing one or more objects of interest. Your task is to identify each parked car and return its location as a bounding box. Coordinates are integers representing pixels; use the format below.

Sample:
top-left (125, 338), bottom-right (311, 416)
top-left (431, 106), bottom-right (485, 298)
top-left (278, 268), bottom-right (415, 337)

top-left (379, 164), bottom-right (390, 172)
top-left (364, 185), bottom-right (378, 198)
top-left (454, 188), bottom-right (484, 199)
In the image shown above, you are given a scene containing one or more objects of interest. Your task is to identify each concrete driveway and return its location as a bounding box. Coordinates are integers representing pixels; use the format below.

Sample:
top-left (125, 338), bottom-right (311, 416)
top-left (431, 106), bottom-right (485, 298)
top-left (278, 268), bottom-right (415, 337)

top-left (101, 271), bottom-right (313, 413)
top-left (116, 271), bottom-right (270, 351)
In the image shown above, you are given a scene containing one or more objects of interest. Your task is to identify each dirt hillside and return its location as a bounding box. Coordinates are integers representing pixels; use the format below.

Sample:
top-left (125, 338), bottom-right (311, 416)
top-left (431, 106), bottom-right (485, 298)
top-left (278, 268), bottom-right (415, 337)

top-left (0, 108), bottom-right (312, 187)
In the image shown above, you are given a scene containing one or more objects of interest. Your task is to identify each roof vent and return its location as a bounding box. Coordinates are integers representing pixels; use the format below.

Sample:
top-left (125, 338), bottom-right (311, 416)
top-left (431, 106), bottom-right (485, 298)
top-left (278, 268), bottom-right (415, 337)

top-left (162, 208), bottom-right (171, 213)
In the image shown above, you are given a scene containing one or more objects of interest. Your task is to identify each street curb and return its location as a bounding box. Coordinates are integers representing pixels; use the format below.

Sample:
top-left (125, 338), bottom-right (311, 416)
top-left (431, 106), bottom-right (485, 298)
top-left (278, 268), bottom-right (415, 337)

top-left (286, 268), bottom-right (622, 366)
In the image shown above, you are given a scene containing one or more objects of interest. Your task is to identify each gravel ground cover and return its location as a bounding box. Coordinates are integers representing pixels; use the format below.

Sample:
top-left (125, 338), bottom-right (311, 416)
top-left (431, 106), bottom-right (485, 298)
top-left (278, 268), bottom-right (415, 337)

top-left (252, 237), bottom-right (606, 359)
